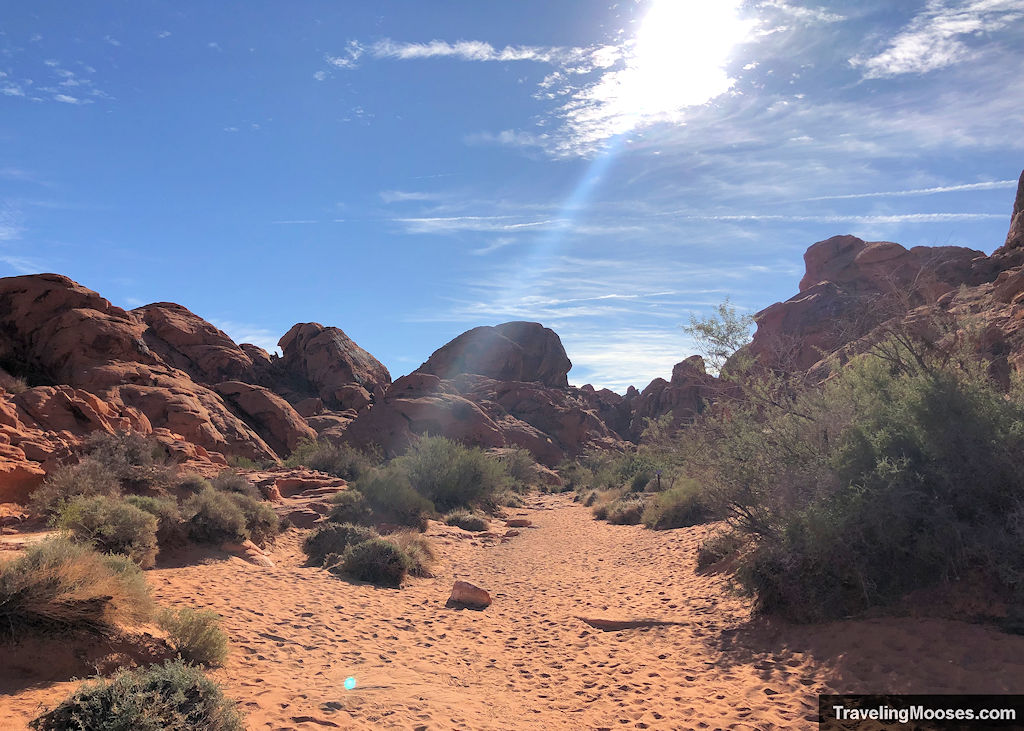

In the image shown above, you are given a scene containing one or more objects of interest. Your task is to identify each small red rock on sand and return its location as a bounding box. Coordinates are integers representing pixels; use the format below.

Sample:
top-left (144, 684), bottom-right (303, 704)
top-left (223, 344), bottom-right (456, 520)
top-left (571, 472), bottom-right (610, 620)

top-left (505, 518), bottom-right (532, 528)
top-left (446, 580), bottom-right (491, 609)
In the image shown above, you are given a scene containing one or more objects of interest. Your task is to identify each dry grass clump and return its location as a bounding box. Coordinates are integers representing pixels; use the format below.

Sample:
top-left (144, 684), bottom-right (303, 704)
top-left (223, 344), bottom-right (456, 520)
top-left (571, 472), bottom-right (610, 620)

top-left (157, 607), bottom-right (229, 666)
top-left (0, 538), bottom-right (153, 639)
top-left (444, 510), bottom-right (489, 532)
top-left (641, 480), bottom-right (713, 530)
top-left (387, 531), bottom-right (436, 577)
top-left (29, 659), bottom-right (243, 731)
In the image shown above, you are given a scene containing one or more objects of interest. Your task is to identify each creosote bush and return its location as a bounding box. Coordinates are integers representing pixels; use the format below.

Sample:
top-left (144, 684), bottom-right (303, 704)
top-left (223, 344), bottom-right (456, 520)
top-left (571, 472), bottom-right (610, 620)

top-left (335, 537), bottom-right (412, 587)
top-left (604, 495), bottom-right (647, 525)
top-left (157, 607), bottom-right (229, 666)
top-left (387, 531), bottom-right (436, 578)
top-left (285, 439), bottom-right (373, 481)
top-left (399, 436), bottom-right (511, 512)
top-left (0, 538), bottom-right (153, 639)
top-left (497, 448), bottom-right (539, 491)
top-left (328, 490), bottom-right (373, 525)
top-left (696, 531), bottom-right (745, 572)
top-left (175, 473), bottom-right (212, 495)
top-left (444, 510), bottom-right (489, 532)
top-left (29, 459), bottom-right (122, 518)
top-left (54, 496), bottom-right (159, 568)
top-left (354, 465), bottom-right (433, 530)
top-left (303, 523), bottom-right (378, 566)
top-left (125, 495), bottom-right (186, 549)
top-left (641, 480), bottom-right (712, 530)
top-left (210, 471), bottom-right (260, 500)
top-left (29, 659), bottom-right (243, 731)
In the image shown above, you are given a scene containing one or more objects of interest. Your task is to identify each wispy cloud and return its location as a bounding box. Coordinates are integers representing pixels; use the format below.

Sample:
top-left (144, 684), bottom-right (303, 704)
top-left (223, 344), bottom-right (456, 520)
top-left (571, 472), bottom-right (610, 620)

top-left (851, 0), bottom-right (1024, 78)
top-left (208, 319), bottom-right (282, 355)
top-left (379, 190), bottom-right (447, 204)
top-left (800, 179), bottom-right (1019, 201)
top-left (668, 212), bottom-right (1004, 223)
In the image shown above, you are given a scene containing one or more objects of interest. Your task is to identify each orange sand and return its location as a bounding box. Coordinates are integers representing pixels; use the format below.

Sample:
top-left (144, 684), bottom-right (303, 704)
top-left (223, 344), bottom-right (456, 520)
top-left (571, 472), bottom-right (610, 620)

top-left (3, 493), bottom-right (1024, 729)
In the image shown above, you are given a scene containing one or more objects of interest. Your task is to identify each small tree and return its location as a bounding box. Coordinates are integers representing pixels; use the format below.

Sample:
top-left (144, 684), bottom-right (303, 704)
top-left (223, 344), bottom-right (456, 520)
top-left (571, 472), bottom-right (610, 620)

top-left (683, 298), bottom-right (754, 375)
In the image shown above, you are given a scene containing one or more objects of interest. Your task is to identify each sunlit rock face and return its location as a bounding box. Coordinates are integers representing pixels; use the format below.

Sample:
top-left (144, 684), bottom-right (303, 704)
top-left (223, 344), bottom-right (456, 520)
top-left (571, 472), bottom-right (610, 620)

top-left (416, 322), bottom-right (572, 388)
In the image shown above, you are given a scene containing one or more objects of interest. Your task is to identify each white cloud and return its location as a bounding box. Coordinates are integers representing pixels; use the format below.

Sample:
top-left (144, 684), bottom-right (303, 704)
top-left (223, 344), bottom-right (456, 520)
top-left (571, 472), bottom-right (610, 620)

top-left (53, 93), bottom-right (86, 104)
top-left (379, 190), bottom-right (446, 203)
top-left (0, 255), bottom-right (45, 275)
top-left (800, 179), bottom-right (1019, 201)
top-left (756, 1), bottom-right (845, 24)
top-left (851, 0), bottom-right (1024, 78)
top-left (326, 41), bottom-right (364, 69)
top-left (209, 319), bottom-right (282, 355)
top-left (669, 212), bottom-right (1004, 223)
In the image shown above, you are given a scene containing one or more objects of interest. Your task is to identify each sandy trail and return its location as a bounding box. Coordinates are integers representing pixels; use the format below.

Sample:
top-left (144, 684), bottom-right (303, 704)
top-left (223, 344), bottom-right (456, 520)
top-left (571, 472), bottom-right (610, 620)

top-left (3, 493), bottom-right (1024, 730)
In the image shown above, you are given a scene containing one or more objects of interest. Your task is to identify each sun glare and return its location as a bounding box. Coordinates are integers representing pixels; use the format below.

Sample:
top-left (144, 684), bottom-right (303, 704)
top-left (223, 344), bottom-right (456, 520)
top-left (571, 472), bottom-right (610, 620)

top-left (610, 0), bottom-right (754, 130)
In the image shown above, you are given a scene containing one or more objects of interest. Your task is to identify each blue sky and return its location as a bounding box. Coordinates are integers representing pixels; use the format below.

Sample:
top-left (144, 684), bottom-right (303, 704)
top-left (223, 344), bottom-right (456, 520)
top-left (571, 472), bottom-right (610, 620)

top-left (2, 1), bottom-right (1023, 392)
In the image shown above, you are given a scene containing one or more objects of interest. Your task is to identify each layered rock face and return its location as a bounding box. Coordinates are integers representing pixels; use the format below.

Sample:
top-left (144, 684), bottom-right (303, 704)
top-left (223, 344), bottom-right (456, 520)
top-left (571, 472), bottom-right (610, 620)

top-left (345, 324), bottom-right (622, 466)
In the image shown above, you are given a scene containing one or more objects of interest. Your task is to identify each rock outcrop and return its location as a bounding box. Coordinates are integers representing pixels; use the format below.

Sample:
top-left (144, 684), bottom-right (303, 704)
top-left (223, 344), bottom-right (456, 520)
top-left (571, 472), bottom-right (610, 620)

top-left (626, 356), bottom-right (716, 440)
top-left (344, 325), bottom-right (622, 466)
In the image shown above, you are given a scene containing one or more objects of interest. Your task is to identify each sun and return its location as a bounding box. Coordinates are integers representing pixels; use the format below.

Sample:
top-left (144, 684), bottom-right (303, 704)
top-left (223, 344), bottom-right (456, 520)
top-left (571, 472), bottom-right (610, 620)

top-left (613, 0), bottom-right (754, 127)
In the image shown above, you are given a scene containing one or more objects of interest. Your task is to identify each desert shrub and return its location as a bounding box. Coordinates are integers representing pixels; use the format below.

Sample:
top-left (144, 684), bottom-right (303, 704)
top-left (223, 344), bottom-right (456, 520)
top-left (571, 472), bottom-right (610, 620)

top-left (628, 470), bottom-right (652, 493)
top-left (387, 531), bottom-right (436, 577)
top-left (696, 531), bottom-right (745, 571)
top-left (691, 347), bottom-right (1024, 621)
top-left (285, 439), bottom-right (373, 481)
top-left (29, 459), bottom-right (122, 518)
top-left (328, 490), bottom-right (373, 525)
top-left (583, 491), bottom-right (598, 507)
top-left (157, 607), bottom-right (229, 666)
top-left (0, 538), bottom-right (152, 638)
top-left (495, 491), bottom-right (524, 508)
top-left (303, 523), bottom-right (378, 566)
top-left (335, 537), bottom-right (411, 587)
top-left (498, 448), bottom-right (538, 491)
top-left (444, 510), bottom-right (489, 532)
top-left (84, 431), bottom-right (170, 493)
top-left (603, 495), bottom-right (647, 525)
top-left (210, 471), bottom-right (260, 500)
top-left (556, 461), bottom-right (595, 491)
top-left (183, 488), bottom-right (248, 545)
top-left (0, 369), bottom-right (28, 393)
top-left (55, 496), bottom-right (160, 568)
top-left (354, 464), bottom-right (433, 530)
top-left (591, 503), bottom-right (609, 520)
top-left (642, 480), bottom-right (712, 530)
top-left (29, 659), bottom-right (243, 731)
top-left (175, 473), bottom-right (212, 495)
top-left (125, 495), bottom-right (186, 548)
top-left (400, 436), bottom-right (510, 511)
top-left (232, 493), bottom-right (279, 545)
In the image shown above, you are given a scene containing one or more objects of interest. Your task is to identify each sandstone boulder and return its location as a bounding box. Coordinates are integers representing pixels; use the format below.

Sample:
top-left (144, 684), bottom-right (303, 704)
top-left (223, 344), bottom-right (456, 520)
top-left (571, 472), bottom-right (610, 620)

top-left (215, 381), bottom-right (316, 457)
top-left (446, 581), bottom-right (491, 610)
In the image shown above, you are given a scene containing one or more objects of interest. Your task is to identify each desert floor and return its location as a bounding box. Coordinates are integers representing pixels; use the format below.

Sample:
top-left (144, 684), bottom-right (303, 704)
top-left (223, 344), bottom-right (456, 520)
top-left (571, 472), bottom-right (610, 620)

top-left (3, 492), bottom-right (1024, 730)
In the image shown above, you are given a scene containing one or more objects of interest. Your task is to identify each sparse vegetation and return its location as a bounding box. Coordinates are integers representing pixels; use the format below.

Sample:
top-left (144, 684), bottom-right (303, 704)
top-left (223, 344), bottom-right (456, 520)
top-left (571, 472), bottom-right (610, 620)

top-left (303, 523), bottom-right (379, 566)
top-left (497, 448), bottom-right (539, 491)
top-left (399, 436), bottom-right (512, 512)
top-left (285, 439), bottom-right (374, 481)
top-left (335, 537), bottom-right (412, 587)
top-left (387, 531), bottom-right (436, 577)
top-left (29, 459), bottom-right (122, 518)
top-left (0, 538), bottom-right (153, 639)
top-left (602, 495), bottom-right (647, 525)
top-left (29, 659), bottom-right (243, 731)
top-left (696, 531), bottom-right (745, 571)
top-left (444, 510), bottom-right (489, 532)
top-left (125, 495), bottom-right (186, 549)
top-left (54, 496), bottom-right (160, 568)
top-left (175, 473), bottom-right (212, 495)
top-left (229, 493), bottom-right (279, 545)
top-left (157, 607), bottom-right (229, 666)
top-left (210, 471), bottom-right (260, 500)
top-left (327, 489), bottom-right (373, 525)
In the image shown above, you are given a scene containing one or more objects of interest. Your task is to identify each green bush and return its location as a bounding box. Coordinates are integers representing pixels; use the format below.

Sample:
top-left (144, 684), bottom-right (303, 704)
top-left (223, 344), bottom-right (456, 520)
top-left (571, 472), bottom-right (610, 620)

top-left (591, 503), bottom-right (609, 520)
top-left (327, 490), bottom-right (372, 525)
top-left (556, 461), bottom-right (594, 491)
top-left (400, 436), bottom-right (510, 511)
top-left (29, 459), bottom-right (122, 518)
top-left (83, 431), bottom-right (171, 493)
top-left (354, 465), bottom-right (433, 530)
top-left (444, 510), bottom-right (489, 532)
top-left (229, 493), bottom-right (279, 546)
top-left (641, 480), bottom-right (712, 530)
top-left (29, 659), bottom-right (243, 731)
top-left (303, 523), bottom-right (378, 566)
top-left (125, 495), bottom-right (185, 549)
top-left (0, 538), bottom-right (153, 639)
top-left (336, 537), bottom-right (412, 587)
top-left (210, 471), bottom-right (260, 500)
top-left (175, 473), bottom-right (212, 495)
top-left (691, 347), bottom-right (1024, 621)
top-left (55, 496), bottom-right (160, 568)
top-left (498, 448), bottom-right (538, 491)
top-left (628, 470), bottom-right (652, 493)
top-left (157, 607), bottom-right (229, 666)
top-left (583, 491), bottom-right (598, 507)
top-left (284, 439), bottom-right (373, 481)
top-left (183, 488), bottom-right (248, 545)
